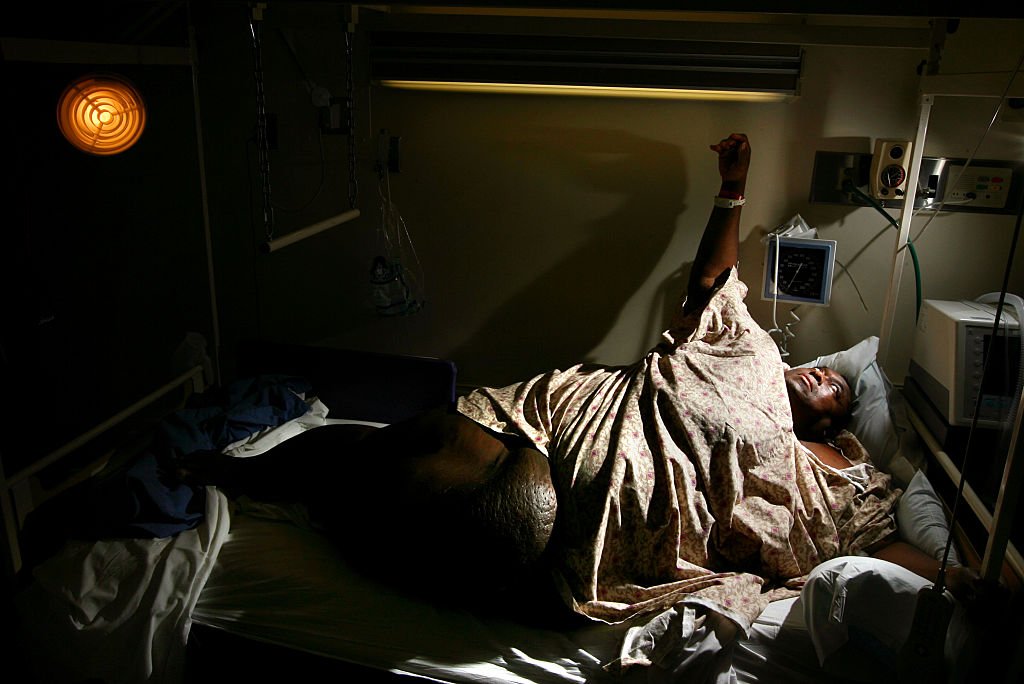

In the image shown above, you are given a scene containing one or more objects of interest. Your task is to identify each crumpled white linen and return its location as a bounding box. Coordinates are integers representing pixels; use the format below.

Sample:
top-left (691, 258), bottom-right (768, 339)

top-left (611, 604), bottom-right (739, 683)
top-left (16, 485), bottom-right (230, 684)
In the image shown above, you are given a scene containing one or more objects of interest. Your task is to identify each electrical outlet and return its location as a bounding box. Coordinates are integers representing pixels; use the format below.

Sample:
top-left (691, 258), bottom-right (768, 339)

top-left (387, 135), bottom-right (401, 173)
top-left (837, 165), bottom-right (853, 191)
top-left (376, 129), bottom-right (401, 175)
top-left (999, 99), bottom-right (1024, 123)
top-left (833, 153), bottom-right (868, 197)
top-left (810, 151), bottom-right (873, 205)
top-left (869, 139), bottom-right (913, 200)
top-left (836, 161), bottom-right (859, 192)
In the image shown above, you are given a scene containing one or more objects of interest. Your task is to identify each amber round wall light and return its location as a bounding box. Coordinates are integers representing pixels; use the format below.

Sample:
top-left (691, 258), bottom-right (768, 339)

top-left (57, 74), bottom-right (147, 155)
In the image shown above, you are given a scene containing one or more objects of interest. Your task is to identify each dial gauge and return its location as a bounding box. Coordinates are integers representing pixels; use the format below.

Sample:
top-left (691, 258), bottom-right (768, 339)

top-left (881, 164), bottom-right (908, 189)
top-left (762, 237), bottom-right (837, 306)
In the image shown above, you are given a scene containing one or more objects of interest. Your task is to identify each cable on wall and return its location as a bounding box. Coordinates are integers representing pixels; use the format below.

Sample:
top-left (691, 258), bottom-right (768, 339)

top-left (844, 181), bottom-right (925, 320)
top-left (249, 4), bottom-right (275, 244)
top-left (253, 7), bottom-right (362, 254)
top-left (370, 133), bottom-right (424, 316)
top-left (912, 46), bottom-right (1024, 245)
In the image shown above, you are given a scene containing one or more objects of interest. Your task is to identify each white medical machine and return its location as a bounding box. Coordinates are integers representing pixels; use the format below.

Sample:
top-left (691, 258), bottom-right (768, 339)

top-left (905, 294), bottom-right (1023, 431)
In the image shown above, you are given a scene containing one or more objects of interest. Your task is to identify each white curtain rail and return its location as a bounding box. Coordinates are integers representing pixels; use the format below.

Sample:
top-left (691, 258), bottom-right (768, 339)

top-left (261, 209), bottom-right (361, 253)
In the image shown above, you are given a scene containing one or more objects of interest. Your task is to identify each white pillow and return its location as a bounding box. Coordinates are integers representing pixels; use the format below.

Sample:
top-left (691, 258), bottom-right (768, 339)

top-left (796, 336), bottom-right (900, 471)
top-left (897, 469), bottom-right (961, 566)
top-left (798, 337), bottom-right (955, 562)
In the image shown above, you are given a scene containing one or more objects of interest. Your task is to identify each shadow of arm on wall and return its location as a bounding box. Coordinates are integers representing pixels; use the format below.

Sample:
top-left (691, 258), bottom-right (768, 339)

top-left (450, 127), bottom-right (688, 387)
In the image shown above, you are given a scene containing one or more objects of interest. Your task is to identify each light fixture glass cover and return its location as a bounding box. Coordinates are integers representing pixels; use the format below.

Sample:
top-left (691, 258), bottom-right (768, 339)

top-left (369, 31), bottom-right (802, 101)
top-left (379, 80), bottom-right (792, 102)
top-left (57, 74), bottom-right (147, 155)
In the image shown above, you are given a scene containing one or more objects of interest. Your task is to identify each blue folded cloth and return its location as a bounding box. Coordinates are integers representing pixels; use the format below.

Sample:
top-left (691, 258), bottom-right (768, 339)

top-left (87, 375), bottom-right (312, 539)
top-left (87, 449), bottom-right (207, 538)
top-left (157, 374), bottom-right (312, 456)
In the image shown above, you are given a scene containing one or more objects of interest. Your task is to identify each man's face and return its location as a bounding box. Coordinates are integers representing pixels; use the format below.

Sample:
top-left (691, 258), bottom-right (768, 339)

top-left (784, 366), bottom-right (852, 441)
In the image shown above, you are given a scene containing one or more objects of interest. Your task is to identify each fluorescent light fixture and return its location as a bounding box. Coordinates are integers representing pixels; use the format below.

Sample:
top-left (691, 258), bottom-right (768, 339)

top-left (369, 31), bottom-right (801, 101)
top-left (380, 79), bottom-right (792, 102)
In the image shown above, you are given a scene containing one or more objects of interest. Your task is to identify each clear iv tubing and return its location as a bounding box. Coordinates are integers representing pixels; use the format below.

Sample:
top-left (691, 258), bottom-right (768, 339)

top-left (935, 204), bottom-right (1024, 594)
top-left (843, 47), bottom-right (1024, 319)
top-left (377, 170), bottom-right (426, 302)
top-left (845, 183), bottom-right (924, 320)
top-left (912, 47), bottom-right (1024, 244)
top-left (767, 235), bottom-right (799, 358)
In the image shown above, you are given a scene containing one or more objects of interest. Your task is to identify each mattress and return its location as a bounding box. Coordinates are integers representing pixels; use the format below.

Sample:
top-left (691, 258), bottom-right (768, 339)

top-left (13, 381), bottom-right (970, 684)
top-left (190, 500), bottom-right (879, 684)
top-left (186, 411), bottom-right (969, 684)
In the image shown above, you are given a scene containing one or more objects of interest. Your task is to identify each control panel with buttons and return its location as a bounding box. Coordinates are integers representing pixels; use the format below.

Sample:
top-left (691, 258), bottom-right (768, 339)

top-left (944, 164), bottom-right (1014, 209)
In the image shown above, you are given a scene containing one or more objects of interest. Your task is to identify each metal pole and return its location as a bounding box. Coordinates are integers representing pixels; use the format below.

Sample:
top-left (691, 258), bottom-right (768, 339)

top-left (878, 93), bottom-right (932, 376)
top-left (187, 7), bottom-right (222, 387)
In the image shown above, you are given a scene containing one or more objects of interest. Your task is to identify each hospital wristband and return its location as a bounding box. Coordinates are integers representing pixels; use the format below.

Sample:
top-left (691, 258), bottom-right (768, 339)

top-left (714, 193), bottom-right (746, 208)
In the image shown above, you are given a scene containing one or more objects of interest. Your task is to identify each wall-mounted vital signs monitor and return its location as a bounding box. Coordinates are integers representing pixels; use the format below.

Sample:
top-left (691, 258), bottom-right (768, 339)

top-left (762, 236), bottom-right (837, 306)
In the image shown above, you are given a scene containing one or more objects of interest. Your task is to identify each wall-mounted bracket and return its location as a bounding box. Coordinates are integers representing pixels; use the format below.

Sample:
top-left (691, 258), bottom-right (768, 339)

top-left (318, 96), bottom-right (353, 134)
top-left (376, 129), bottom-right (400, 175)
top-left (810, 150), bottom-right (1024, 215)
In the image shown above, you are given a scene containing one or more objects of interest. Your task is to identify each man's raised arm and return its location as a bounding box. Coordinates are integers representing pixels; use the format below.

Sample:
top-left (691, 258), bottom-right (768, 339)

top-left (683, 133), bottom-right (750, 316)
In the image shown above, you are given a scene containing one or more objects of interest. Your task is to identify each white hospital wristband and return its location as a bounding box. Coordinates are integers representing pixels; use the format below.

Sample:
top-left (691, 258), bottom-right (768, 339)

top-left (713, 195), bottom-right (746, 208)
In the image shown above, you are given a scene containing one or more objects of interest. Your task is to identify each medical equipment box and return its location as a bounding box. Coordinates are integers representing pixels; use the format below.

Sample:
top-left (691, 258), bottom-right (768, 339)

top-left (907, 298), bottom-right (1021, 429)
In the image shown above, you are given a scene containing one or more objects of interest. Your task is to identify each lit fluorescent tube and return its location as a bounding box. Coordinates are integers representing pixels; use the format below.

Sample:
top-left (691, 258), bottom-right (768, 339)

top-left (379, 80), bottom-right (793, 102)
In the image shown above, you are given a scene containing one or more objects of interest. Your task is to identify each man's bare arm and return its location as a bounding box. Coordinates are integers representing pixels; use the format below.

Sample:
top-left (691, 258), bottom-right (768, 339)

top-left (683, 133), bottom-right (750, 316)
top-left (871, 539), bottom-right (996, 607)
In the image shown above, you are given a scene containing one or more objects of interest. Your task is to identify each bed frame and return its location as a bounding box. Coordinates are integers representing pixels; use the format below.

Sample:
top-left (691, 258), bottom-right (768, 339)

top-left (1, 339), bottom-right (456, 577)
top-left (876, 68), bottom-right (1024, 589)
top-left (1, 364), bottom-right (208, 581)
top-left (1, 343), bottom-right (458, 584)
top-left (3, 343), bottom-right (459, 684)
top-left (4, 342), bottom-right (1022, 684)
top-left (233, 340), bottom-right (457, 425)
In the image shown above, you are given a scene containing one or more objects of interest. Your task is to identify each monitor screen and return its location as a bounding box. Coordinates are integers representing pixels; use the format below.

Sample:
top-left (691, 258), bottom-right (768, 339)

top-left (980, 332), bottom-right (1021, 419)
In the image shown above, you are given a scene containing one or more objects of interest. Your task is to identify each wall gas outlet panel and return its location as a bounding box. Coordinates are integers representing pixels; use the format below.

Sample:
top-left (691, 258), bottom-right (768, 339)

top-left (941, 164), bottom-right (1013, 209)
top-left (869, 139), bottom-right (913, 200)
top-left (810, 151), bottom-right (1024, 214)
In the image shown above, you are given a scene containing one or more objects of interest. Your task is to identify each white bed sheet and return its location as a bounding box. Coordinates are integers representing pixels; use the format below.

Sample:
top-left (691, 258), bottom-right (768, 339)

top-left (13, 399), bottom-right (959, 684)
top-left (191, 503), bottom-right (854, 684)
top-left (193, 507), bottom-right (621, 683)
top-left (187, 409), bottom-right (960, 684)
top-left (16, 485), bottom-right (231, 684)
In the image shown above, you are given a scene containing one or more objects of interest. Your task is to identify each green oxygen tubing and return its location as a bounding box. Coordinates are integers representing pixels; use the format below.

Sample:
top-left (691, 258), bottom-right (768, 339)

top-left (843, 181), bottom-right (923, 321)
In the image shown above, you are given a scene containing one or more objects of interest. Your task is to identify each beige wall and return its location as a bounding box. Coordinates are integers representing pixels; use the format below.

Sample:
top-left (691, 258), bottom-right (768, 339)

top-left (11, 7), bottom-right (1019, 462)
top-left (248, 15), bottom-right (1024, 390)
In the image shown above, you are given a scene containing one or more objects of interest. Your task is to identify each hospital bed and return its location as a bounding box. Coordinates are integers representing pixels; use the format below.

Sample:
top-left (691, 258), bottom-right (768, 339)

top-left (1, 339), bottom-right (1011, 684)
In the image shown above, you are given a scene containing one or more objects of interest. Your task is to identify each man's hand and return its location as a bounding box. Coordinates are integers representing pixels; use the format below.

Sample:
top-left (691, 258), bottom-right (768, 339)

top-left (710, 133), bottom-right (750, 186)
top-left (945, 565), bottom-right (1008, 619)
top-left (682, 133), bottom-right (751, 316)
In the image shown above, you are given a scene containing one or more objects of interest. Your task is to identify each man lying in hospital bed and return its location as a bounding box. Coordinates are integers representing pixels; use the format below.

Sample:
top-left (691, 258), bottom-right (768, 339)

top-left (172, 133), bottom-right (995, 678)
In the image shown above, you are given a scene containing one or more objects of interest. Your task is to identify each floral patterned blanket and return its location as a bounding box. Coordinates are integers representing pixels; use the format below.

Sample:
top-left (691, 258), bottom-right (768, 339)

top-left (457, 269), bottom-right (899, 635)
